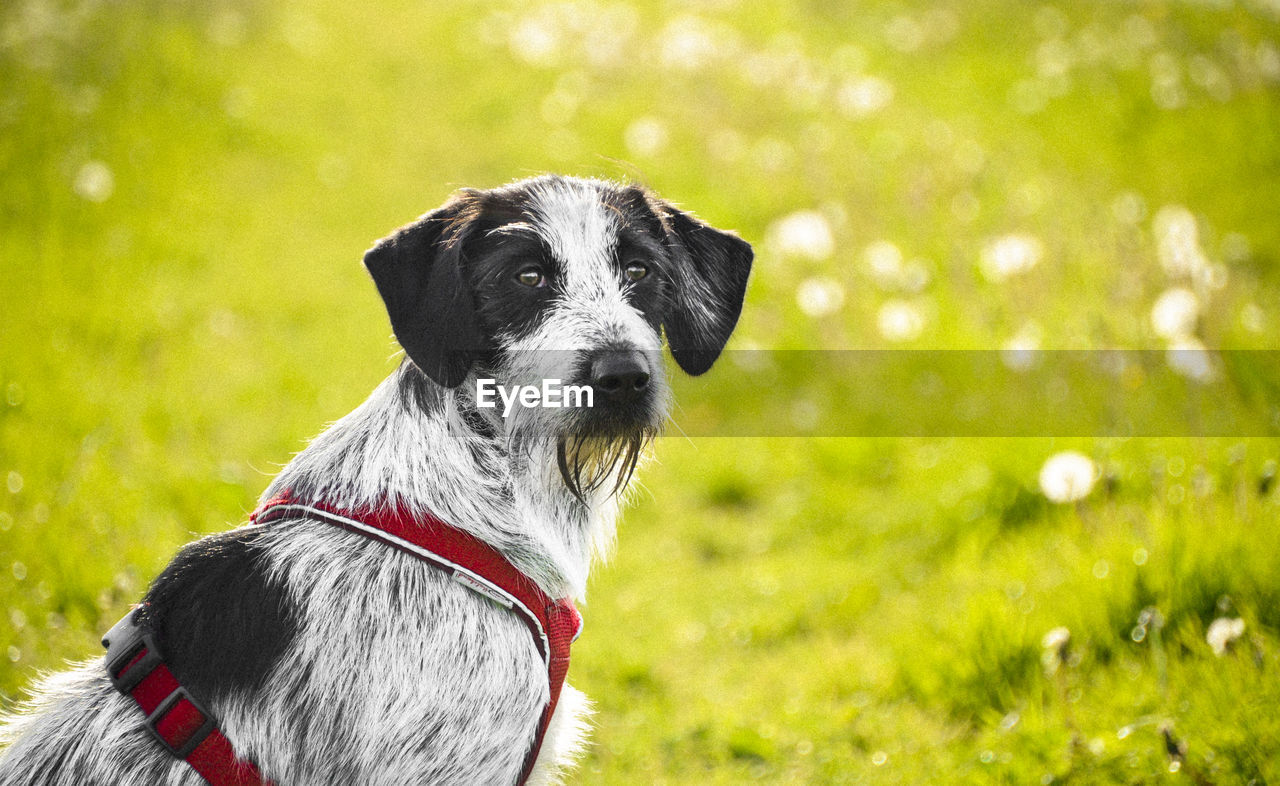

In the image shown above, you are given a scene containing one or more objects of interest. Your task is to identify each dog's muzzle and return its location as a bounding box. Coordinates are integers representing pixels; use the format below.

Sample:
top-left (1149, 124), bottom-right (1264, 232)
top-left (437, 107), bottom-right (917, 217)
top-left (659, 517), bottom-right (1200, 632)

top-left (587, 349), bottom-right (651, 407)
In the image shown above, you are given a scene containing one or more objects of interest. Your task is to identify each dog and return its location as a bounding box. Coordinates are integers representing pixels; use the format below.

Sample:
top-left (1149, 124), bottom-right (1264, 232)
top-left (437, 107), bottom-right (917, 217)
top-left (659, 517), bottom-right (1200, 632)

top-left (0, 175), bottom-right (752, 785)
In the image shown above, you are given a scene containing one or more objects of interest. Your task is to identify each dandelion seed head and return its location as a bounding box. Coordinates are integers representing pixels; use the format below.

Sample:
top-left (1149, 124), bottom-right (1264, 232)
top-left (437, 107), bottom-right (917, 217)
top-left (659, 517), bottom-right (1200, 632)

top-left (1150, 287), bottom-right (1199, 340)
top-left (1036, 38), bottom-right (1074, 80)
top-left (73, 161), bottom-right (114, 203)
top-left (980, 234), bottom-right (1043, 282)
top-left (795, 277), bottom-right (845, 317)
top-left (1039, 452), bottom-right (1096, 503)
top-left (1042, 626), bottom-right (1071, 651)
top-left (659, 15), bottom-right (725, 71)
top-left (1001, 322), bottom-right (1042, 371)
top-left (1153, 205), bottom-right (1209, 278)
top-left (877, 300), bottom-right (925, 342)
top-left (1206, 617), bottom-right (1245, 655)
top-left (623, 117), bottom-right (669, 158)
top-left (509, 15), bottom-right (561, 66)
top-left (767, 210), bottom-right (835, 260)
top-left (1166, 337), bottom-right (1216, 383)
top-left (864, 240), bottom-right (903, 287)
top-left (885, 15), bottom-right (924, 53)
top-left (837, 76), bottom-right (894, 119)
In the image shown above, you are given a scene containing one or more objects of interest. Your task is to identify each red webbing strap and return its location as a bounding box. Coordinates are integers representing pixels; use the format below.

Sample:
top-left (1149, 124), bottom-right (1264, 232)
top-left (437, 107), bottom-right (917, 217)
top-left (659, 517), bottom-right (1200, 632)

top-left (524, 599), bottom-right (580, 782)
top-left (114, 646), bottom-right (269, 786)
top-left (252, 494), bottom-right (582, 784)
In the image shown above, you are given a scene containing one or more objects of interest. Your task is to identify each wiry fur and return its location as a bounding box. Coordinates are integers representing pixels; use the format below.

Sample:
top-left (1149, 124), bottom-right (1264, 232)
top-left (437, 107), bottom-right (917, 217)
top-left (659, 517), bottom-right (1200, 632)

top-left (0, 176), bottom-right (751, 784)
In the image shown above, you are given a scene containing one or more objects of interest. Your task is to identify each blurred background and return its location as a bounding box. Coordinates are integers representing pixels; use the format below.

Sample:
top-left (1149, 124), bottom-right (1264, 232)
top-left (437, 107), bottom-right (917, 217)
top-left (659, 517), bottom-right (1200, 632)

top-left (2, 0), bottom-right (1279, 781)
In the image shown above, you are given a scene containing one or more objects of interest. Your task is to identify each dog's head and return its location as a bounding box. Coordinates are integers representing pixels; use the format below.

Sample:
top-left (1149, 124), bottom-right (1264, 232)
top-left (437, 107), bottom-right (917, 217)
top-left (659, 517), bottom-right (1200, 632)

top-left (363, 175), bottom-right (752, 498)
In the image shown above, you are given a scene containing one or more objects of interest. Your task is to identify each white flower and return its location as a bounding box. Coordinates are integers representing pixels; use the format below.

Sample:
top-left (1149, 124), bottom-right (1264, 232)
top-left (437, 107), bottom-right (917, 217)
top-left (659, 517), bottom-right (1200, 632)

top-left (623, 117), bottom-right (669, 158)
top-left (1039, 451), bottom-right (1096, 503)
top-left (1166, 337), bottom-right (1216, 383)
top-left (73, 161), bottom-right (114, 203)
top-left (1153, 205), bottom-right (1209, 279)
top-left (1042, 626), bottom-right (1071, 651)
top-left (885, 15), bottom-right (924, 53)
top-left (1205, 617), bottom-right (1245, 656)
top-left (864, 240), bottom-right (903, 287)
top-left (659, 15), bottom-right (727, 71)
top-left (1150, 287), bottom-right (1199, 340)
top-left (1040, 626), bottom-right (1071, 674)
top-left (795, 277), bottom-right (845, 317)
top-left (980, 234), bottom-right (1043, 281)
top-left (768, 210), bottom-right (835, 260)
top-left (877, 299), bottom-right (925, 341)
top-left (836, 76), bottom-right (894, 119)
top-left (900, 260), bottom-right (931, 293)
top-left (508, 15), bottom-right (560, 66)
top-left (1001, 322), bottom-right (1042, 371)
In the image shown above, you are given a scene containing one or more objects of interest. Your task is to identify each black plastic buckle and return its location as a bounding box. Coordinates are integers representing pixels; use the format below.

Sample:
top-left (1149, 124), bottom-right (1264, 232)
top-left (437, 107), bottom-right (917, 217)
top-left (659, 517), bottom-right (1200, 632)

top-left (102, 608), bottom-right (218, 759)
top-left (146, 686), bottom-right (217, 758)
top-left (102, 608), bottom-right (161, 694)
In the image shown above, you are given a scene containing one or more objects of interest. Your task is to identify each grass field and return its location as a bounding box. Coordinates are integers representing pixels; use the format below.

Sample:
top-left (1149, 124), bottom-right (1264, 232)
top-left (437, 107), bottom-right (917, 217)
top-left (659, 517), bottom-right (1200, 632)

top-left (3, 0), bottom-right (1280, 782)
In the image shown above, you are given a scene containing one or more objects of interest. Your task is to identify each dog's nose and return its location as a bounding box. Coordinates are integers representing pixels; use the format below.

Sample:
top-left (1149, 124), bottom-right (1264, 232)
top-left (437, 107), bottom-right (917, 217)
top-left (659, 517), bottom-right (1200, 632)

top-left (589, 350), bottom-right (650, 403)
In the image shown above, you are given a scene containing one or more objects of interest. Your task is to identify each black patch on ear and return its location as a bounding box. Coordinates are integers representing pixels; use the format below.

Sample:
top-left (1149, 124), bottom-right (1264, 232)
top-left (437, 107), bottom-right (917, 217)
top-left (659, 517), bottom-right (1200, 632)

top-left (363, 195), bottom-right (483, 388)
top-left (136, 528), bottom-right (296, 706)
top-left (643, 193), bottom-right (754, 375)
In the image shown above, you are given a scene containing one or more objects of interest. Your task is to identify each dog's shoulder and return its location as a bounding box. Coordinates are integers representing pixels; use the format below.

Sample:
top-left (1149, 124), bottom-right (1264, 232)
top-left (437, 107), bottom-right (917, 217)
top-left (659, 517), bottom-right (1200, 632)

top-left (136, 526), bottom-right (298, 706)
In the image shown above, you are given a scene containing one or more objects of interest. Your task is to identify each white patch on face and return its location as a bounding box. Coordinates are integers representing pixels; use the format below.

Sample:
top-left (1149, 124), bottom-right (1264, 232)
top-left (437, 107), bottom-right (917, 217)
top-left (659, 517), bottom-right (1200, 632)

top-left (491, 179), bottom-right (670, 439)
top-left (520, 179), bottom-right (661, 353)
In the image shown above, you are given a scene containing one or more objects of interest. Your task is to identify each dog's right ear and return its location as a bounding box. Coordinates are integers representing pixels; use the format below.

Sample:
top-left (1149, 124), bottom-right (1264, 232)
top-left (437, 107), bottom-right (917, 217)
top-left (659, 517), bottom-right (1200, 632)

top-left (363, 197), bottom-right (482, 388)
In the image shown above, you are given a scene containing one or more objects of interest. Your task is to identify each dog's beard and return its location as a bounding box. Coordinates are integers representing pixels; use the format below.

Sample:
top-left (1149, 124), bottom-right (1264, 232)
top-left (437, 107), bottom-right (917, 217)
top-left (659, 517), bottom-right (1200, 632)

top-left (556, 428), bottom-right (655, 504)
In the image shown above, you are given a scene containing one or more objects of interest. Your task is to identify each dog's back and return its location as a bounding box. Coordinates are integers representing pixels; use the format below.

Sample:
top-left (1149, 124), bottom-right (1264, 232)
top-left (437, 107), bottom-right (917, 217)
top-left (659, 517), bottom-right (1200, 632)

top-left (1, 664), bottom-right (188, 785)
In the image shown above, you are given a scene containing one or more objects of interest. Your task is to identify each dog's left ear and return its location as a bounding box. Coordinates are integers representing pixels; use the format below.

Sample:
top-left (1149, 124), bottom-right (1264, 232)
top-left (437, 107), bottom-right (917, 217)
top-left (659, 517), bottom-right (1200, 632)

top-left (647, 197), bottom-right (754, 376)
top-left (363, 196), bottom-right (482, 388)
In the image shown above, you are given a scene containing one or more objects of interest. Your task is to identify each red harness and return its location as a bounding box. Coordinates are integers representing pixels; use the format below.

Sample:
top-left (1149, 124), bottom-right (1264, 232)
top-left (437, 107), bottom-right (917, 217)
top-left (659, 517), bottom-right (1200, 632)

top-left (104, 494), bottom-right (582, 786)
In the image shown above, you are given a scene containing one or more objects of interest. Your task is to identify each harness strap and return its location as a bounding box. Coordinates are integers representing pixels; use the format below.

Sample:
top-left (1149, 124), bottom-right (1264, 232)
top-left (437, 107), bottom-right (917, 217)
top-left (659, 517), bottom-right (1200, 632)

top-left (102, 610), bottom-right (272, 786)
top-left (104, 495), bottom-right (579, 786)
top-left (252, 494), bottom-right (581, 785)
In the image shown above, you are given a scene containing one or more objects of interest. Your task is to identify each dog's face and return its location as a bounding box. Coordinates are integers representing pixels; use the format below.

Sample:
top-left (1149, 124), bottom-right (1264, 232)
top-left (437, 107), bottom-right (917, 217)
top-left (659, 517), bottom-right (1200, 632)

top-left (363, 176), bottom-right (752, 497)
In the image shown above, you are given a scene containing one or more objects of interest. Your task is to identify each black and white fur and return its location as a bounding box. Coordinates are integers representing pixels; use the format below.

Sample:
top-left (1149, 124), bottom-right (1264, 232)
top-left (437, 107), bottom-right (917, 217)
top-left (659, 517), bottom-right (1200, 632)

top-left (0, 176), bottom-right (752, 785)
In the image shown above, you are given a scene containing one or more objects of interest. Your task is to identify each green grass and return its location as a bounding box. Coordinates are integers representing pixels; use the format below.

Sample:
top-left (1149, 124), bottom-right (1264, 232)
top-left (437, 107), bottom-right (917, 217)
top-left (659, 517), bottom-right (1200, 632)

top-left (3, 0), bottom-right (1280, 782)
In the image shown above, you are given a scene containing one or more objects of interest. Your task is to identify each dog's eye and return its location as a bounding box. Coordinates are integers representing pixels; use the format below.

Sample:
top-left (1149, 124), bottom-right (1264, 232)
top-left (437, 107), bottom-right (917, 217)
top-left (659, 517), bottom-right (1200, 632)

top-left (624, 262), bottom-right (649, 282)
top-left (515, 267), bottom-right (546, 288)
